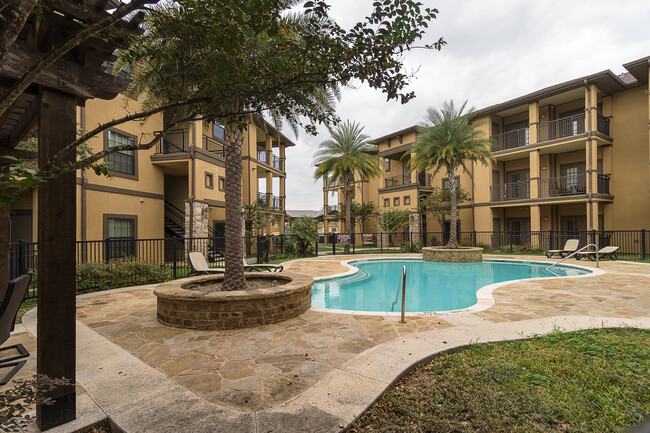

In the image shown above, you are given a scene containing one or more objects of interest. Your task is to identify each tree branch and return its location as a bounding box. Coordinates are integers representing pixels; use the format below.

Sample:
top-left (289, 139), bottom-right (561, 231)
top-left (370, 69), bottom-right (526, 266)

top-left (0, 0), bottom-right (38, 66)
top-left (0, 0), bottom-right (155, 119)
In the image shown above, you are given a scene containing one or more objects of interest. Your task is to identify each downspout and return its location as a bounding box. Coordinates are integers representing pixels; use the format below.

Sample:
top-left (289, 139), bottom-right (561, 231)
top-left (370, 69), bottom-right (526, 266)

top-left (80, 106), bottom-right (87, 244)
top-left (584, 79), bottom-right (593, 230)
top-left (471, 161), bottom-right (475, 232)
top-left (189, 124), bottom-right (195, 240)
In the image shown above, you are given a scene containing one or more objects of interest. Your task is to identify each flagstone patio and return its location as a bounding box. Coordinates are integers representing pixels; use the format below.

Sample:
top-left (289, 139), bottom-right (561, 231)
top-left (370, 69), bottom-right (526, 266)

top-left (4, 254), bottom-right (650, 433)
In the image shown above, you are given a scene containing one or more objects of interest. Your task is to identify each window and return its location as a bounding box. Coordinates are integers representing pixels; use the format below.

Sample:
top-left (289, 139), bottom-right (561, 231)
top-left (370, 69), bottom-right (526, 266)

top-left (442, 176), bottom-right (460, 191)
top-left (384, 158), bottom-right (390, 172)
top-left (383, 198), bottom-right (390, 207)
top-left (106, 130), bottom-right (136, 177)
top-left (218, 176), bottom-right (225, 191)
top-left (104, 216), bottom-right (136, 260)
top-left (393, 197), bottom-right (400, 206)
top-left (205, 172), bottom-right (214, 189)
top-left (213, 123), bottom-right (225, 141)
top-left (403, 196), bottom-right (411, 206)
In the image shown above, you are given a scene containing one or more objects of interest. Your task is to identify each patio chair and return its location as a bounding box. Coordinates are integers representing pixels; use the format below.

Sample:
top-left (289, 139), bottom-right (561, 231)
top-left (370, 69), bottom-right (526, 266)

top-left (575, 245), bottom-right (619, 261)
top-left (0, 273), bottom-right (32, 385)
top-left (545, 239), bottom-right (580, 258)
top-left (242, 257), bottom-right (283, 272)
top-left (188, 251), bottom-right (225, 274)
top-left (362, 234), bottom-right (374, 246)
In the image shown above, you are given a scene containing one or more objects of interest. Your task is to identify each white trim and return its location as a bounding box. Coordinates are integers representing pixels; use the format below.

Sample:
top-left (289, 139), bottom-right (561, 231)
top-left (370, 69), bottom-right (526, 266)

top-left (310, 257), bottom-right (605, 316)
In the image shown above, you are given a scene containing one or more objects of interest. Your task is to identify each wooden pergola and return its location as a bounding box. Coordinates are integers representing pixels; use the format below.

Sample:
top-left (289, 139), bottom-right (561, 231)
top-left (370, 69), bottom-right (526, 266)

top-left (0, 1), bottom-right (144, 429)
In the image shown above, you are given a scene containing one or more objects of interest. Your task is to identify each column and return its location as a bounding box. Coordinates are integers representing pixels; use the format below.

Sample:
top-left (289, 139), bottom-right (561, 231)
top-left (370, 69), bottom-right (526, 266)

top-left (37, 89), bottom-right (77, 429)
top-left (529, 149), bottom-right (540, 199)
top-left (530, 204), bottom-right (541, 248)
top-left (193, 119), bottom-right (204, 148)
top-left (410, 168), bottom-right (417, 184)
top-left (586, 202), bottom-right (599, 232)
top-left (528, 101), bottom-right (539, 144)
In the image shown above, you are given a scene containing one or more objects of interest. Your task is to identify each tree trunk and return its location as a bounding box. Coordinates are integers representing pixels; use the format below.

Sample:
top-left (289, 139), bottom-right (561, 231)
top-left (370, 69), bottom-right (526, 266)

top-left (448, 166), bottom-right (458, 249)
top-left (222, 125), bottom-right (246, 291)
top-left (344, 174), bottom-right (352, 254)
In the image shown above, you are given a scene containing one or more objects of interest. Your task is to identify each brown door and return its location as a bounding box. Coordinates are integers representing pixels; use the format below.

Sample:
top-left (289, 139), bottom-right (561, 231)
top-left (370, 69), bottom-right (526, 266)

top-left (560, 163), bottom-right (586, 195)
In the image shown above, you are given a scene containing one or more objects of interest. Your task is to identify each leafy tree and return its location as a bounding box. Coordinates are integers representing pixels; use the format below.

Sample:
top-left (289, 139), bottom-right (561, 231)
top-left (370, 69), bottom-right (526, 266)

top-left (289, 216), bottom-right (318, 256)
top-left (378, 209), bottom-right (409, 233)
top-left (409, 101), bottom-right (493, 249)
top-left (313, 121), bottom-right (381, 253)
top-left (355, 201), bottom-right (377, 233)
top-left (419, 186), bottom-right (470, 231)
top-left (244, 201), bottom-right (278, 237)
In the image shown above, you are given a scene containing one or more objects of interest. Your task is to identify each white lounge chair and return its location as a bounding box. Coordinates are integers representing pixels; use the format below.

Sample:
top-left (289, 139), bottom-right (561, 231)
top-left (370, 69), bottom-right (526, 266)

top-left (189, 251), bottom-right (283, 274)
top-left (575, 245), bottom-right (619, 261)
top-left (545, 239), bottom-right (579, 258)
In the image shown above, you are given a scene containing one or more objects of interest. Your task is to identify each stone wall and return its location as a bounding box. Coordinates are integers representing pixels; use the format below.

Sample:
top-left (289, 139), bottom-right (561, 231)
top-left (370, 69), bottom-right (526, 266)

top-left (155, 273), bottom-right (313, 330)
top-left (423, 246), bottom-right (483, 262)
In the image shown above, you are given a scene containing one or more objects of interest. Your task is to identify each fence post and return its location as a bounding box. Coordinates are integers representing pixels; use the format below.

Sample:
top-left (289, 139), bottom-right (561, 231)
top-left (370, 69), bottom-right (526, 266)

top-left (380, 232), bottom-right (383, 253)
top-left (315, 236), bottom-right (319, 257)
top-left (18, 240), bottom-right (27, 276)
top-left (172, 237), bottom-right (178, 279)
top-left (641, 229), bottom-right (646, 260)
top-left (473, 231), bottom-right (477, 247)
top-left (104, 238), bottom-right (110, 263)
top-left (332, 234), bottom-right (336, 255)
top-left (280, 234), bottom-right (284, 255)
top-left (352, 232), bottom-right (356, 254)
top-left (591, 230), bottom-right (596, 247)
top-left (509, 232), bottom-right (513, 253)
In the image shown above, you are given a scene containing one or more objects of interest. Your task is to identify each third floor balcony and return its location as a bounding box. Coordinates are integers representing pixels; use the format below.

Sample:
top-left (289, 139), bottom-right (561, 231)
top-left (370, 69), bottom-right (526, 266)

top-left (491, 113), bottom-right (610, 152)
top-left (256, 146), bottom-right (284, 172)
top-left (491, 174), bottom-right (611, 202)
top-left (383, 173), bottom-right (432, 189)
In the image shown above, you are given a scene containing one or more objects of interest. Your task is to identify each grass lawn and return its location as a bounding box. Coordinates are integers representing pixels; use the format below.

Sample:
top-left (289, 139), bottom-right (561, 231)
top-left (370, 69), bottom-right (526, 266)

top-left (349, 328), bottom-right (650, 433)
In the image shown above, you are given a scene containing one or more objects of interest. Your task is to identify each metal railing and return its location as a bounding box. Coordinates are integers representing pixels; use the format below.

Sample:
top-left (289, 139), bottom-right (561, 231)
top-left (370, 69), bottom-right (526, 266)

top-left (384, 174), bottom-right (412, 188)
top-left (325, 204), bottom-right (338, 215)
top-left (537, 114), bottom-right (586, 142)
top-left (389, 265), bottom-right (407, 323)
top-left (202, 134), bottom-right (225, 157)
top-left (491, 128), bottom-right (529, 151)
top-left (271, 154), bottom-right (283, 171)
top-left (538, 174), bottom-right (586, 198)
top-left (597, 174), bottom-right (610, 194)
top-left (490, 181), bottom-right (530, 201)
top-left (155, 130), bottom-right (190, 154)
top-left (257, 146), bottom-right (268, 164)
top-left (546, 243), bottom-right (598, 270)
top-left (597, 113), bottom-right (610, 136)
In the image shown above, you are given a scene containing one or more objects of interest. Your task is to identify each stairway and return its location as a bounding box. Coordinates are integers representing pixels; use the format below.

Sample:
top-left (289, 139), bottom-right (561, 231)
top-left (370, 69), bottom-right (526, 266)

top-left (164, 215), bottom-right (185, 238)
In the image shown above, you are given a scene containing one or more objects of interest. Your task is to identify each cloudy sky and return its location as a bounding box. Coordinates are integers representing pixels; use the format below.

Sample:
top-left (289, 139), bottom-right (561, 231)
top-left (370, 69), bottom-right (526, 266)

top-left (281, 0), bottom-right (650, 211)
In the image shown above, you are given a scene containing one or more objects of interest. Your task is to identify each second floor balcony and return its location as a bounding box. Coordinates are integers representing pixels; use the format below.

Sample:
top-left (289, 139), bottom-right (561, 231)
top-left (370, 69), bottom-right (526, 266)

top-left (491, 181), bottom-right (530, 202)
top-left (491, 113), bottom-right (611, 152)
top-left (325, 204), bottom-right (338, 216)
top-left (257, 192), bottom-right (284, 210)
top-left (491, 174), bottom-right (611, 202)
top-left (154, 130), bottom-right (225, 157)
top-left (383, 173), bottom-right (432, 189)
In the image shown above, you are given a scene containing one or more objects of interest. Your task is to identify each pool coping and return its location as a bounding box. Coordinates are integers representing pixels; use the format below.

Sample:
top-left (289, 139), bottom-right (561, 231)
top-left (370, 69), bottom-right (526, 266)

top-left (310, 256), bottom-right (605, 317)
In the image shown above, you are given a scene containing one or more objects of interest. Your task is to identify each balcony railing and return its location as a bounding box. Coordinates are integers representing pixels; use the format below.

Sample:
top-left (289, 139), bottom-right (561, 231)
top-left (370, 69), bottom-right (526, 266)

top-left (257, 146), bottom-right (268, 164)
top-left (537, 114), bottom-right (586, 142)
top-left (384, 173), bottom-right (432, 188)
top-left (490, 181), bottom-right (530, 202)
top-left (271, 153), bottom-right (283, 171)
top-left (202, 134), bottom-right (224, 157)
top-left (325, 204), bottom-right (338, 215)
top-left (256, 146), bottom-right (284, 171)
top-left (257, 192), bottom-right (283, 209)
top-left (491, 128), bottom-right (529, 151)
top-left (154, 130), bottom-right (189, 154)
top-left (597, 174), bottom-right (610, 194)
top-left (596, 113), bottom-right (610, 136)
top-left (538, 174), bottom-right (586, 198)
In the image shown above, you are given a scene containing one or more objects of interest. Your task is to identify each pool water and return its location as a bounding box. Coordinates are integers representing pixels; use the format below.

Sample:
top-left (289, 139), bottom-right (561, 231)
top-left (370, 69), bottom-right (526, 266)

top-left (311, 259), bottom-right (591, 313)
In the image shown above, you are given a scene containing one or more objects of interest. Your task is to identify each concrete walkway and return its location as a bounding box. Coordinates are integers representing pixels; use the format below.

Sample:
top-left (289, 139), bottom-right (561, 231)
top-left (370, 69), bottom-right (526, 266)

top-left (8, 254), bottom-right (650, 432)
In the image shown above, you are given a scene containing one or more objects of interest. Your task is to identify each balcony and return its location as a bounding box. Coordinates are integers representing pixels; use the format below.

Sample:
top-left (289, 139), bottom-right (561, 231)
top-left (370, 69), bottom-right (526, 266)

top-left (491, 128), bottom-right (529, 151)
top-left (538, 174), bottom-right (586, 198)
top-left (383, 173), bottom-right (432, 188)
top-left (155, 130), bottom-right (189, 154)
top-left (490, 181), bottom-right (530, 202)
top-left (491, 113), bottom-right (611, 153)
top-left (256, 146), bottom-right (284, 171)
top-left (257, 192), bottom-right (284, 210)
top-left (325, 204), bottom-right (338, 216)
top-left (202, 135), bottom-right (224, 157)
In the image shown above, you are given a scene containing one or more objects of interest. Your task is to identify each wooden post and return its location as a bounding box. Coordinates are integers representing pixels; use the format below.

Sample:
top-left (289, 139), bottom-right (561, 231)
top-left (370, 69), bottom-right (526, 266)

top-left (37, 88), bottom-right (77, 429)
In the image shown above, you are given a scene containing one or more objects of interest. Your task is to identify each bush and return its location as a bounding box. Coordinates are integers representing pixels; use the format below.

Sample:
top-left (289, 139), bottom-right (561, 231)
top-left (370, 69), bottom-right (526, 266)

top-left (288, 217), bottom-right (319, 256)
top-left (401, 240), bottom-right (422, 253)
top-left (76, 258), bottom-right (171, 292)
top-left (430, 235), bottom-right (439, 246)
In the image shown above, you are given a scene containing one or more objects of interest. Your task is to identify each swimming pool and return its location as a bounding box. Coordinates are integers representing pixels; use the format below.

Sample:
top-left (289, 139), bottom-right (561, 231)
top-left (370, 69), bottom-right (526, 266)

top-left (311, 259), bottom-right (594, 313)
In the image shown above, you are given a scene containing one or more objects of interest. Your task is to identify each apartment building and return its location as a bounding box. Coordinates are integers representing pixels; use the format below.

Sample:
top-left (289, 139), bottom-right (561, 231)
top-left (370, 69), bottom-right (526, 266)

top-left (10, 94), bottom-right (293, 248)
top-left (322, 56), bottom-right (650, 238)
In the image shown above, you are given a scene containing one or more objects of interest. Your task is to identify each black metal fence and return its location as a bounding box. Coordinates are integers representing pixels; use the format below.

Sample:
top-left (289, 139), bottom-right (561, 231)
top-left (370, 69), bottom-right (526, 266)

top-left (9, 229), bottom-right (648, 299)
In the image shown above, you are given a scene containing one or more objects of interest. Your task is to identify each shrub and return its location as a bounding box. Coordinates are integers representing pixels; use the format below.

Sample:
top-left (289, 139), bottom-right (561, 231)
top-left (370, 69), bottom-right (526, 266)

top-left (430, 235), bottom-right (439, 246)
top-left (288, 217), bottom-right (319, 256)
top-left (76, 258), bottom-right (171, 292)
top-left (401, 240), bottom-right (422, 253)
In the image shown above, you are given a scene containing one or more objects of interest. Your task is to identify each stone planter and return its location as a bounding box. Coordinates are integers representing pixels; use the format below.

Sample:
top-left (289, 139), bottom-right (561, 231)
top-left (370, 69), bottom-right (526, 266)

top-left (422, 246), bottom-right (483, 262)
top-left (154, 272), bottom-right (313, 330)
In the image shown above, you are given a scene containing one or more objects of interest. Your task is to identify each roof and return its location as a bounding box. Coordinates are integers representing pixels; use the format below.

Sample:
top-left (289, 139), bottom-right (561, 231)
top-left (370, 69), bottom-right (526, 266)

top-left (473, 55), bottom-right (649, 118)
top-left (286, 210), bottom-right (323, 218)
top-left (369, 125), bottom-right (419, 144)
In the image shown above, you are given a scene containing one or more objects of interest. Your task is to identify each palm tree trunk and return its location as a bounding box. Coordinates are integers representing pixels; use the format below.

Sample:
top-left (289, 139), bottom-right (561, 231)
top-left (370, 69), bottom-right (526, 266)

top-left (448, 166), bottom-right (458, 249)
top-left (344, 173), bottom-right (352, 254)
top-left (223, 125), bottom-right (246, 291)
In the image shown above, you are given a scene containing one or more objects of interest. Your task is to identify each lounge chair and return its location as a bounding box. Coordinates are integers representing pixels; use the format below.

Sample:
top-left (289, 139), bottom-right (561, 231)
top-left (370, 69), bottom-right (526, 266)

top-left (189, 251), bottom-right (283, 274)
top-left (545, 239), bottom-right (580, 258)
top-left (188, 251), bottom-right (225, 274)
top-left (575, 245), bottom-right (619, 261)
top-left (0, 273), bottom-right (32, 385)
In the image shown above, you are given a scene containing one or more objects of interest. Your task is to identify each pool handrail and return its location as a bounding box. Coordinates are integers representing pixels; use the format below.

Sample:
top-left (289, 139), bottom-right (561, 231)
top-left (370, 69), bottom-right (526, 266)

top-left (400, 265), bottom-right (407, 323)
top-left (546, 243), bottom-right (597, 271)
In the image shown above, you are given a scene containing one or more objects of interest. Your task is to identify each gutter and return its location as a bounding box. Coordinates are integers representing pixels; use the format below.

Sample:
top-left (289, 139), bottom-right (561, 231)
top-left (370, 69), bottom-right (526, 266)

top-left (80, 106), bottom-right (87, 244)
top-left (584, 79), bottom-right (594, 230)
top-left (188, 124), bottom-right (195, 240)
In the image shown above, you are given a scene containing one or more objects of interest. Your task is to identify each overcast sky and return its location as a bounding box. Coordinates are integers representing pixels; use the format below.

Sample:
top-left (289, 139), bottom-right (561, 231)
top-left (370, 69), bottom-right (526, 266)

top-left (280, 0), bottom-right (650, 211)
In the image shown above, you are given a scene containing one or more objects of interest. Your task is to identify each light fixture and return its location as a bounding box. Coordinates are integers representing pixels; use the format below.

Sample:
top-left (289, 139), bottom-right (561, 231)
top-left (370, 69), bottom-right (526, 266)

top-left (542, 165), bottom-right (547, 171)
top-left (544, 216), bottom-right (549, 221)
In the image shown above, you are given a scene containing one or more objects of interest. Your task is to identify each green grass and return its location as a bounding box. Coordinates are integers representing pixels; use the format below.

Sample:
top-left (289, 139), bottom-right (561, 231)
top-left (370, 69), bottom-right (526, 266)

top-left (349, 328), bottom-right (650, 433)
top-left (16, 297), bottom-right (37, 324)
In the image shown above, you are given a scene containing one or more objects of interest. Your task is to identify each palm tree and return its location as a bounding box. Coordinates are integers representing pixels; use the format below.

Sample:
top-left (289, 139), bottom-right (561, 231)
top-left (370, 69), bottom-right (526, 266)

top-left (409, 100), bottom-right (494, 249)
top-left (314, 121), bottom-right (381, 254)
